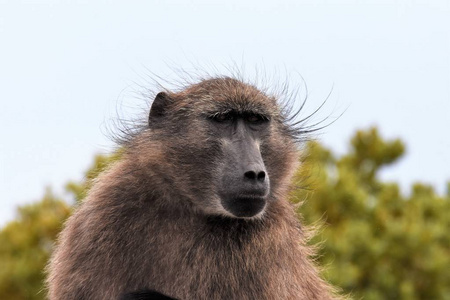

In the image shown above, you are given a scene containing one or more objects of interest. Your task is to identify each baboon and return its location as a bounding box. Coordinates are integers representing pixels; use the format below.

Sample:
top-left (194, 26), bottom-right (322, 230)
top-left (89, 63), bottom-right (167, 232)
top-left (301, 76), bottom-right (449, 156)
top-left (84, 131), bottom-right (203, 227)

top-left (47, 77), bottom-right (339, 299)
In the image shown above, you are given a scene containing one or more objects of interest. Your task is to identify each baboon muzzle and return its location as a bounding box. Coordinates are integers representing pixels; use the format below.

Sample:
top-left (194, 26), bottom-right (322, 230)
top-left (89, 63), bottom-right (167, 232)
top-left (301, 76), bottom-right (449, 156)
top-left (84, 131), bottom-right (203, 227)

top-left (219, 122), bottom-right (270, 218)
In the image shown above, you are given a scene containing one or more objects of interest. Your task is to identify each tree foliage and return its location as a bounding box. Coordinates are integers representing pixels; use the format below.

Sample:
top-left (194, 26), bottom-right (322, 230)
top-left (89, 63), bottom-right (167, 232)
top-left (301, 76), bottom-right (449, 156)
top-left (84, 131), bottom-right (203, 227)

top-left (293, 128), bottom-right (450, 299)
top-left (0, 128), bottom-right (449, 299)
top-left (0, 190), bottom-right (70, 300)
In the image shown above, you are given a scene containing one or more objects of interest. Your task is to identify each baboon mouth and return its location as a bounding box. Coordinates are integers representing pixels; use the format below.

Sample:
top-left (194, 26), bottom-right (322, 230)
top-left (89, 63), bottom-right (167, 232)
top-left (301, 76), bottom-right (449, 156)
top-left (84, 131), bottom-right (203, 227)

top-left (221, 195), bottom-right (267, 218)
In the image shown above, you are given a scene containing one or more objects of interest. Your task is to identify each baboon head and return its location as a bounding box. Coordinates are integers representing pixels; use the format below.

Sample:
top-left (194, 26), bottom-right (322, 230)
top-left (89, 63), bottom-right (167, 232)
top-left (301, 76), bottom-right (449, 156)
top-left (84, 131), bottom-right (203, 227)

top-left (136, 77), bottom-right (299, 219)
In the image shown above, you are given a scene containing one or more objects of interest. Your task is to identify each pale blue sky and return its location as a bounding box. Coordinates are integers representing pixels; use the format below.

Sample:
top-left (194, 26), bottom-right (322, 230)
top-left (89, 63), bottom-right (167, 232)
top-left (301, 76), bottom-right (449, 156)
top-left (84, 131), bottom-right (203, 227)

top-left (1, 0), bottom-right (449, 225)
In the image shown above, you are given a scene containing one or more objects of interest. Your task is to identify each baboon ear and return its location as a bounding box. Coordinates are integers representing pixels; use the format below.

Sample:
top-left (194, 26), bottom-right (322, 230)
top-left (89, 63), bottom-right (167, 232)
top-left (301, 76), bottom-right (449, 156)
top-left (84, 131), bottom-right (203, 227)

top-left (149, 92), bottom-right (171, 123)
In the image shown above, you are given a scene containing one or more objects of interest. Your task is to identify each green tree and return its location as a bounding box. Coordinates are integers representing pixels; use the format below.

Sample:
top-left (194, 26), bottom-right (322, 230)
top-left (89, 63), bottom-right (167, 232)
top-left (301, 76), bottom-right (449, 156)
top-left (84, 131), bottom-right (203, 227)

top-left (0, 189), bottom-right (70, 300)
top-left (293, 128), bottom-right (450, 299)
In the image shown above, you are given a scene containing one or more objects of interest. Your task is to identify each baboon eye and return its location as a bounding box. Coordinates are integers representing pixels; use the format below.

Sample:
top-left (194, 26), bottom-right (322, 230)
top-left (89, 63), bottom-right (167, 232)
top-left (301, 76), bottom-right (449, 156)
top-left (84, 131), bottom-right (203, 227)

top-left (245, 113), bottom-right (268, 124)
top-left (210, 112), bottom-right (234, 123)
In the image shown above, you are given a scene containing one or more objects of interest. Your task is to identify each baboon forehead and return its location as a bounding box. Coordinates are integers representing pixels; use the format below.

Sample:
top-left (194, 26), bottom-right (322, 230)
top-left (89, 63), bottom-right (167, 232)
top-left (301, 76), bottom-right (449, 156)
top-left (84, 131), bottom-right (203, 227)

top-left (174, 77), bottom-right (279, 114)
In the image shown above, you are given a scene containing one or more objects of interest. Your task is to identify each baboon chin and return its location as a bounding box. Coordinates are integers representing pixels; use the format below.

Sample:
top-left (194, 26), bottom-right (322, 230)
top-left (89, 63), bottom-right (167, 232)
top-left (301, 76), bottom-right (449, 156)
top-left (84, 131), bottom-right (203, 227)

top-left (47, 76), bottom-right (340, 300)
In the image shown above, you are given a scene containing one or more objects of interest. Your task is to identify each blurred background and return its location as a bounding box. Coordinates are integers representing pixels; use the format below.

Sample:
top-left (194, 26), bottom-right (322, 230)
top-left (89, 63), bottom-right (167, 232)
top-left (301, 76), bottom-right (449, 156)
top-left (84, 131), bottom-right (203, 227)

top-left (0, 1), bottom-right (449, 299)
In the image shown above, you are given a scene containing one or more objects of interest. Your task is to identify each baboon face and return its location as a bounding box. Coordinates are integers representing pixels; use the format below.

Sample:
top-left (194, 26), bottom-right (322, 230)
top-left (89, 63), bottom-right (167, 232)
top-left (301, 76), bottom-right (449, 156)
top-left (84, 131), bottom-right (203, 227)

top-left (147, 78), bottom-right (293, 219)
top-left (208, 108), bottom-right (271, 218)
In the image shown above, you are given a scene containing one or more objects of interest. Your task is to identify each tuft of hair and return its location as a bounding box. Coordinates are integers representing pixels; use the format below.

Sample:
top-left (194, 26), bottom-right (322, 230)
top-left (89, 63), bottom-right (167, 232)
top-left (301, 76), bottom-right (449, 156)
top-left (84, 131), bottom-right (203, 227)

top-left (108, 65), bottom-right (338, 149)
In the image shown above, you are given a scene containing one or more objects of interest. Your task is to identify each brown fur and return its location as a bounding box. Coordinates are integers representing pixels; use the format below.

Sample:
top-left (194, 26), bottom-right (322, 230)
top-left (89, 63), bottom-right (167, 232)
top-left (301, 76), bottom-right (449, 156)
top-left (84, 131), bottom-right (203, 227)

top-left (47, 77), bottom-right (339, 299)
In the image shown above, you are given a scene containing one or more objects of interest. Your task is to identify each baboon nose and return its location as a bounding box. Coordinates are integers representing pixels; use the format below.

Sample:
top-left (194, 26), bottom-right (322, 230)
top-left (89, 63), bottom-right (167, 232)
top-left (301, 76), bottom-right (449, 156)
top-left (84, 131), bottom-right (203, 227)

top-left (244, 170), bottom-right (266, 182)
